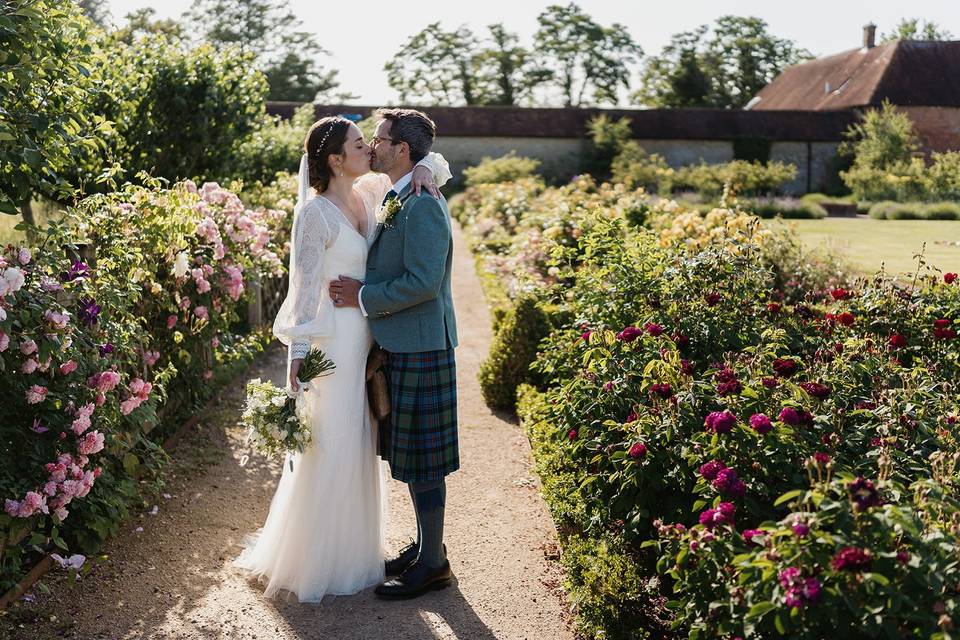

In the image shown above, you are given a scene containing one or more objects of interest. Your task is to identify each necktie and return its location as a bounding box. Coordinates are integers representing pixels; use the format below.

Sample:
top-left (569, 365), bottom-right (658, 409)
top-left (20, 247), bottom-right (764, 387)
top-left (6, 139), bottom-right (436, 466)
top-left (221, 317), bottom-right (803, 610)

top-left (381, 189), bottom-right (398, 208)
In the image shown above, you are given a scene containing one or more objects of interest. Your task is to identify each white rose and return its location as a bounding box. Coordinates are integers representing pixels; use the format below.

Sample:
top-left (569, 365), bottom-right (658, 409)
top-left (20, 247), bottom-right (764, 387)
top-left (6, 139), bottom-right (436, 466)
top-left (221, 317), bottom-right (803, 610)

top-left (3, 267), bottom-right (24, 293)
top-left (173, 252), bottom-right (189, 278)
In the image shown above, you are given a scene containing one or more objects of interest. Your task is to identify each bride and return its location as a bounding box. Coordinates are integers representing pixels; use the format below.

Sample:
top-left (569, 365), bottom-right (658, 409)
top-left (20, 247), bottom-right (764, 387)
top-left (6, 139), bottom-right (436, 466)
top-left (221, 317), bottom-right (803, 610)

top-left (233, 115), bottom-right (451, 601)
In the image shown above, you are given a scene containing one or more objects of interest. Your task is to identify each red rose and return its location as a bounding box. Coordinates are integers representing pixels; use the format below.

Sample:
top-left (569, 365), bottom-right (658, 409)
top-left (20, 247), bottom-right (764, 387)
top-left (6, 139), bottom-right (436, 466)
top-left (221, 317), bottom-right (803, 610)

top-left (836, 312), bottom-right (855, 326)
top-left (766, 302), bottom-right (781, 314)
top-left (800, 382), bottom-right (830, 400)
top-left (644, 322), bottom-right (664, 337)
top-left (945, 273), bottom-right (958, 284)
top-left (628, 442), bottom-right (647, 459)
top-left (934, 328), bottom-right (957, 340)
top-left (772, 358), bottom-right (799, 377)
top-left (888, 334), bottom-right (908, 349)
top-left (705, 292), bottom-right (721, 306)
top-left (831, 288), bottom-right (852, 300)
top-left (934, 319), bottom-right (951, 329)
top-left (568, 429), bottom-right (578, 441)
top-left (616, 326), bottom-right (643, 343)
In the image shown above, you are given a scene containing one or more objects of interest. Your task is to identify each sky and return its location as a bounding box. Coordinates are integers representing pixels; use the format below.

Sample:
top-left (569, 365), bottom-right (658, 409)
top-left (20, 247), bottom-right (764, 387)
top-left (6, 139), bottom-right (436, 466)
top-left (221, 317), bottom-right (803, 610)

top-left (105, 0), bottom-right (960, 105)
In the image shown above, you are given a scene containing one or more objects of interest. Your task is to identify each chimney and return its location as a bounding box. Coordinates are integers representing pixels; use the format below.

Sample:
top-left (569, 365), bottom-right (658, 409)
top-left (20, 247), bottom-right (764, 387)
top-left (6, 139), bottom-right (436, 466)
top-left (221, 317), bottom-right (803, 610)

top-left (863, 23), bottom-right (877, 49)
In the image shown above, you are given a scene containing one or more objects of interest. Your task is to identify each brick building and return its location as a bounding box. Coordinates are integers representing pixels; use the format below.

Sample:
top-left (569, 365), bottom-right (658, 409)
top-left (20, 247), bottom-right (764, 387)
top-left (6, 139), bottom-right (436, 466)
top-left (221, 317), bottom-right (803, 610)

top-left (750, 25), bottom-right (960, 153)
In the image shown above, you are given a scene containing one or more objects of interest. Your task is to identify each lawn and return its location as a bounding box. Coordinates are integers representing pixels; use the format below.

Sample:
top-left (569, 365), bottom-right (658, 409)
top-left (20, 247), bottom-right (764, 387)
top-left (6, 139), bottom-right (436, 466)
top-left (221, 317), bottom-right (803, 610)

top-left (766, 216), bottom-right (960, 277)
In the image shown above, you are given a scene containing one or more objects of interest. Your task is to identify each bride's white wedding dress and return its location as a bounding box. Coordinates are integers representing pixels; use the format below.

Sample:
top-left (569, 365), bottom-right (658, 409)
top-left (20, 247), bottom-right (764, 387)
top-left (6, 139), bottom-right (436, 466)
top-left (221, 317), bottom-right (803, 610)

top-left (233, 154), bottom-right (451, 602)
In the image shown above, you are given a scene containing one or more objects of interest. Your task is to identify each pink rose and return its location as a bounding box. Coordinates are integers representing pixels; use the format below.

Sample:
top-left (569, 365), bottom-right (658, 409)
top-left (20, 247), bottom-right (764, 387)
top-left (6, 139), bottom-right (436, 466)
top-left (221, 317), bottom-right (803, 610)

top-left (0, 331), bottom-right (8, 352)
top-left (21, 358), bottom-right (38, 374)
top-left (59, 360), bottom-right (78, 375)
top-left (17, 247), bottom-right (31, 265)
top-left (194, 306), bottom-right (209, 320)
top-left (77, 431), bottom-right (105, 456)
top-left (20, 339), bottom-right (37, 355)
top-left (166, 315), bottom-right (178, 329)
top-left (25, 385), bottom-right (48, 404)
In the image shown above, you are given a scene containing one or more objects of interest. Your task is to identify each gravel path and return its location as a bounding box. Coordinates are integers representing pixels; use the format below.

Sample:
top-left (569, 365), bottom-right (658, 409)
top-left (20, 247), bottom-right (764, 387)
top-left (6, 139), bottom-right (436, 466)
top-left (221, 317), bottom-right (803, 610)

top-left (5, 222), bottom-right (574, 640)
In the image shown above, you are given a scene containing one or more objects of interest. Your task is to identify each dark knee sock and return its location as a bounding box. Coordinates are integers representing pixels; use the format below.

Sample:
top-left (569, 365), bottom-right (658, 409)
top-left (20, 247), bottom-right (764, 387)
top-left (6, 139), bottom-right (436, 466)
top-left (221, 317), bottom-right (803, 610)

top-left (409, 479), bottom-right (447, 569)
top-left (408, 483), bottom-right (422, 550)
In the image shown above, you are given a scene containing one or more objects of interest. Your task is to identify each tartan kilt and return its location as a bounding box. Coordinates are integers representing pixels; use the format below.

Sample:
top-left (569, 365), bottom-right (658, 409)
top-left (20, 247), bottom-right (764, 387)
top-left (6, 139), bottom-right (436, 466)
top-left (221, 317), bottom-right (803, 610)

top-left (383, 347), bottom-right (459, 482)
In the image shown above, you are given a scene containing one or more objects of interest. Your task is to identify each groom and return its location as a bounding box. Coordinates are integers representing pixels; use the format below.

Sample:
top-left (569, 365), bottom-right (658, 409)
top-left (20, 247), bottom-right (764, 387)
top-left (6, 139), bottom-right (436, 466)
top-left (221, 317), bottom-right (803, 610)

top-left (328, 108), bottom-right (459, 599)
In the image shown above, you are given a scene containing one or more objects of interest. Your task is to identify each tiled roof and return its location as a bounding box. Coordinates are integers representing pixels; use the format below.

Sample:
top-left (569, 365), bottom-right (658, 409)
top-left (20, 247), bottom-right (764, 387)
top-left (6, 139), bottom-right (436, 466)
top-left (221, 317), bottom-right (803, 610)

top-left (751, 40), bottom-right (960, 110)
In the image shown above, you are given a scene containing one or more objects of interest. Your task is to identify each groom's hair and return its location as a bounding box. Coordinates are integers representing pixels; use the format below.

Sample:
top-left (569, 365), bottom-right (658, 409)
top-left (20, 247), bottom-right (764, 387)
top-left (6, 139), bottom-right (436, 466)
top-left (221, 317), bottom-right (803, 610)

top-left (375, 108), bottom-right (435, 163)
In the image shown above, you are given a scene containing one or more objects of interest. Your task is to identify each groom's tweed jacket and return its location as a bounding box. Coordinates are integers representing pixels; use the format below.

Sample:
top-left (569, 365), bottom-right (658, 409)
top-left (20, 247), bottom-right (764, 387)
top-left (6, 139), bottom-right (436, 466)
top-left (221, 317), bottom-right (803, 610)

top-left (361, 180), bottom-right (459, 482)
top-left (361, 182), bottom-right (458, 353)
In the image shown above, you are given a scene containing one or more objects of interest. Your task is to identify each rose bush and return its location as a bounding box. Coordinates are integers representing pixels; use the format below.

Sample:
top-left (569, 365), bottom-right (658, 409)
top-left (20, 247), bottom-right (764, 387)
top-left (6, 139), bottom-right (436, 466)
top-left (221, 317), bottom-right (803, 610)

top-left (0, 177), bottom-right (291, 592)
top-left (455, 164), bottom-right (959, 638)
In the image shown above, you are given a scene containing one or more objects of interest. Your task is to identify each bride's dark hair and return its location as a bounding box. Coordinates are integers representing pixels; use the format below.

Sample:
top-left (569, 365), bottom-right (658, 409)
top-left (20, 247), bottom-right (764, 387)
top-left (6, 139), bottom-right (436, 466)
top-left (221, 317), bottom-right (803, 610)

top-left (305, 116), bottom-right (352, 192)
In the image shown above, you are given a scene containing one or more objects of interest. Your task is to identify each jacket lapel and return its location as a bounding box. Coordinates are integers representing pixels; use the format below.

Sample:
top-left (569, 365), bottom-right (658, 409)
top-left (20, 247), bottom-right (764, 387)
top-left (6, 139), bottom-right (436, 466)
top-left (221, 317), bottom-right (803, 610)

top-left (370, 182), bottom-right (415, 248)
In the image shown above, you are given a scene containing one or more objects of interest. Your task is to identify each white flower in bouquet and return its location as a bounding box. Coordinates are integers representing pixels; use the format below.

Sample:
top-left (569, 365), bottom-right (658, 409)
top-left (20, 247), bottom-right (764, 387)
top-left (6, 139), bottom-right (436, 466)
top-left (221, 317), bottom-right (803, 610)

top-left (240, 349), bottom-right (335, 470)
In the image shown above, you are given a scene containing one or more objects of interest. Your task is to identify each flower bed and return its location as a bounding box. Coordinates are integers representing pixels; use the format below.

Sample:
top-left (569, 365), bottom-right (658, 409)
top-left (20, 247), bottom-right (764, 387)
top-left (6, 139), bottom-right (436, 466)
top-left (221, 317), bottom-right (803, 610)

top-left (456, 166), bottom-right (960, 638)
top-left (0, 178), bottom-right (292, 592)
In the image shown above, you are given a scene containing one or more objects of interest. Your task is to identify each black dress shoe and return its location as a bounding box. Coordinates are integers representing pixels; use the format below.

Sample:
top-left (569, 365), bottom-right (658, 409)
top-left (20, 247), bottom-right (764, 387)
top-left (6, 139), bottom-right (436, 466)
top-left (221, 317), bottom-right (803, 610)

top-left (385, 541), bottom-right (418, 576)
top-left (384, 543), bottom-right (447, 576)
top-left (375, 559), bottom-right (452, 599)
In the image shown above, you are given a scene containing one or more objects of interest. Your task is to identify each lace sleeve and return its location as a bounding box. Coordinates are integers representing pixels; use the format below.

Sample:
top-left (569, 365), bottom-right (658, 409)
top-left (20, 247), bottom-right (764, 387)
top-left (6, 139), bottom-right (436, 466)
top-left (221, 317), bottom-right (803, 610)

top-left (272, 199), bottom-right (336, 360)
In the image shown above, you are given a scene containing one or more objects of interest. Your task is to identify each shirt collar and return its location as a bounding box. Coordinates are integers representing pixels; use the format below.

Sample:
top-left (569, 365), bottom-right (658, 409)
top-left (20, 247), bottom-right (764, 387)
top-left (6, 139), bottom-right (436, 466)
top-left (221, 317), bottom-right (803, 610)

top-left (391, 170), bottom-right (414, 195)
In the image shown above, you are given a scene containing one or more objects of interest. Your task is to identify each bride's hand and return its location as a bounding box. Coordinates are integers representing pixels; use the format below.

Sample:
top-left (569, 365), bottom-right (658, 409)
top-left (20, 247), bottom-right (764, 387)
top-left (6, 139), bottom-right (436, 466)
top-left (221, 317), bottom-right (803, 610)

top-left (289, 358), bottom-right (304, 392)
top-left (411, 165), bottom-right (440, 198)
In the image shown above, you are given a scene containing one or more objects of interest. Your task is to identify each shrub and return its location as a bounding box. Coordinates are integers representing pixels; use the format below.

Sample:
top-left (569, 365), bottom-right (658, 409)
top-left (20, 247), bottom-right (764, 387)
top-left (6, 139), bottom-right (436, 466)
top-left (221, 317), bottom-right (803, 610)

top-left (478, 294), bottom-right (552, 410)
top-left (64, 33), bottom-right (269, 196)
top-left (0, 178), bottom-right (288, 591)
top-left (924, 201), bottom-right (960, 220)
top-left (610, 142), bottom-right (672, 193)
top-left (744, 197), bottom-right (827, 219)
top-left (462, 152), bottom-right (542, 187)
top-left (583, 115), bottom-right (634, 180)
top-left (868, 201), bottom-right (926, 220)
top-left (230, 103), bottom-right (316, 186)
top-left (0, 0), bottom-right (101, 216)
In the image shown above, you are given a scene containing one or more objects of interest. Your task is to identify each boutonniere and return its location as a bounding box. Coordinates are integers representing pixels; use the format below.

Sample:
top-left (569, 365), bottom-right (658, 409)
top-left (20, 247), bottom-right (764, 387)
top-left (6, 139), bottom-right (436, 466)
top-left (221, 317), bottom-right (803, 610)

top-left (377, 196), bottom-right (402, 227)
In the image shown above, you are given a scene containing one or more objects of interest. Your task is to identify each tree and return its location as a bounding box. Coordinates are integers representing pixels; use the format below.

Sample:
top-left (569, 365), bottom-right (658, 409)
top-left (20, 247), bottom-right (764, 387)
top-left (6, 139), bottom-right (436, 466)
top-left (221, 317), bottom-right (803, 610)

top-left (636, 16), bottom-right (810, 108)
top-left (533, 3), bottom-right (642, 107)
top-left (385, 23), bottom-right (486, 105)
top-left (385, 22), bottom-right (549, 106)
top-left (882, 18), bottom-right (953, 42)
top-left (0, 1), bottom-right (105, 225)
top-left (113, 8), bottom-right (184, 43)
top-left (76, 0), bottom-right (110, 27)
top-left (476, 24), bottom-right (552, 106)
top-left (185, 0), bottom-right (344, 102)
top-left (635, 26), bottom-right (715, 107)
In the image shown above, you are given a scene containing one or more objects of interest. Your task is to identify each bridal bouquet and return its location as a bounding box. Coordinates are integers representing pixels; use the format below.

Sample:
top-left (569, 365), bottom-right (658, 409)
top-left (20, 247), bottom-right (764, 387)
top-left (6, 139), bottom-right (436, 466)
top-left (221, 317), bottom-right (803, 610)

top-left (241, 348), bottom-right (335, 470)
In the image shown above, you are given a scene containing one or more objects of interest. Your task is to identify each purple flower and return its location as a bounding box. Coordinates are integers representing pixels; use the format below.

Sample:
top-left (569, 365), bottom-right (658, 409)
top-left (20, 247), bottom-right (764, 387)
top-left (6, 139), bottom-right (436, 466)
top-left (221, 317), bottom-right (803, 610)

top-left (77, 297), bottom-right (101, 326)
top-left (616, 326), bottom-right (643, 343)
top-left (779, 568), bottom-right (821, 609)
top-left (648, 382), bottom-right (673, 399)
top-left (742, 529), bottom-right (764, 547)
top-left (800, 382), bottom-right (830, 400)
top-left (699, 460), bottom-right (725, 481)
top-left (98, 343), bottom-right (114, 357)
top-left (698, 502), bottom-right (735, 529)
top-left (772, 358), bottom-right (799, 377)
top-left (61, 260), bottom-right (90, 282)
top-left (712, 468), bottom-right (745, 497)
top-left (704, 410), bottom-right (737, 434)
top-left (779, 407), bottom-right (800, 425)
top-left (791, 522), bottom-right (810, 537)
top-left (643, 322), bottom-right (664, 337)
top-left (830, 546), bottom-right (872, 572)
top-left (749, 413), bottom-right (773, 434)
top-left (715, 380), bottom-right (742, 396)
